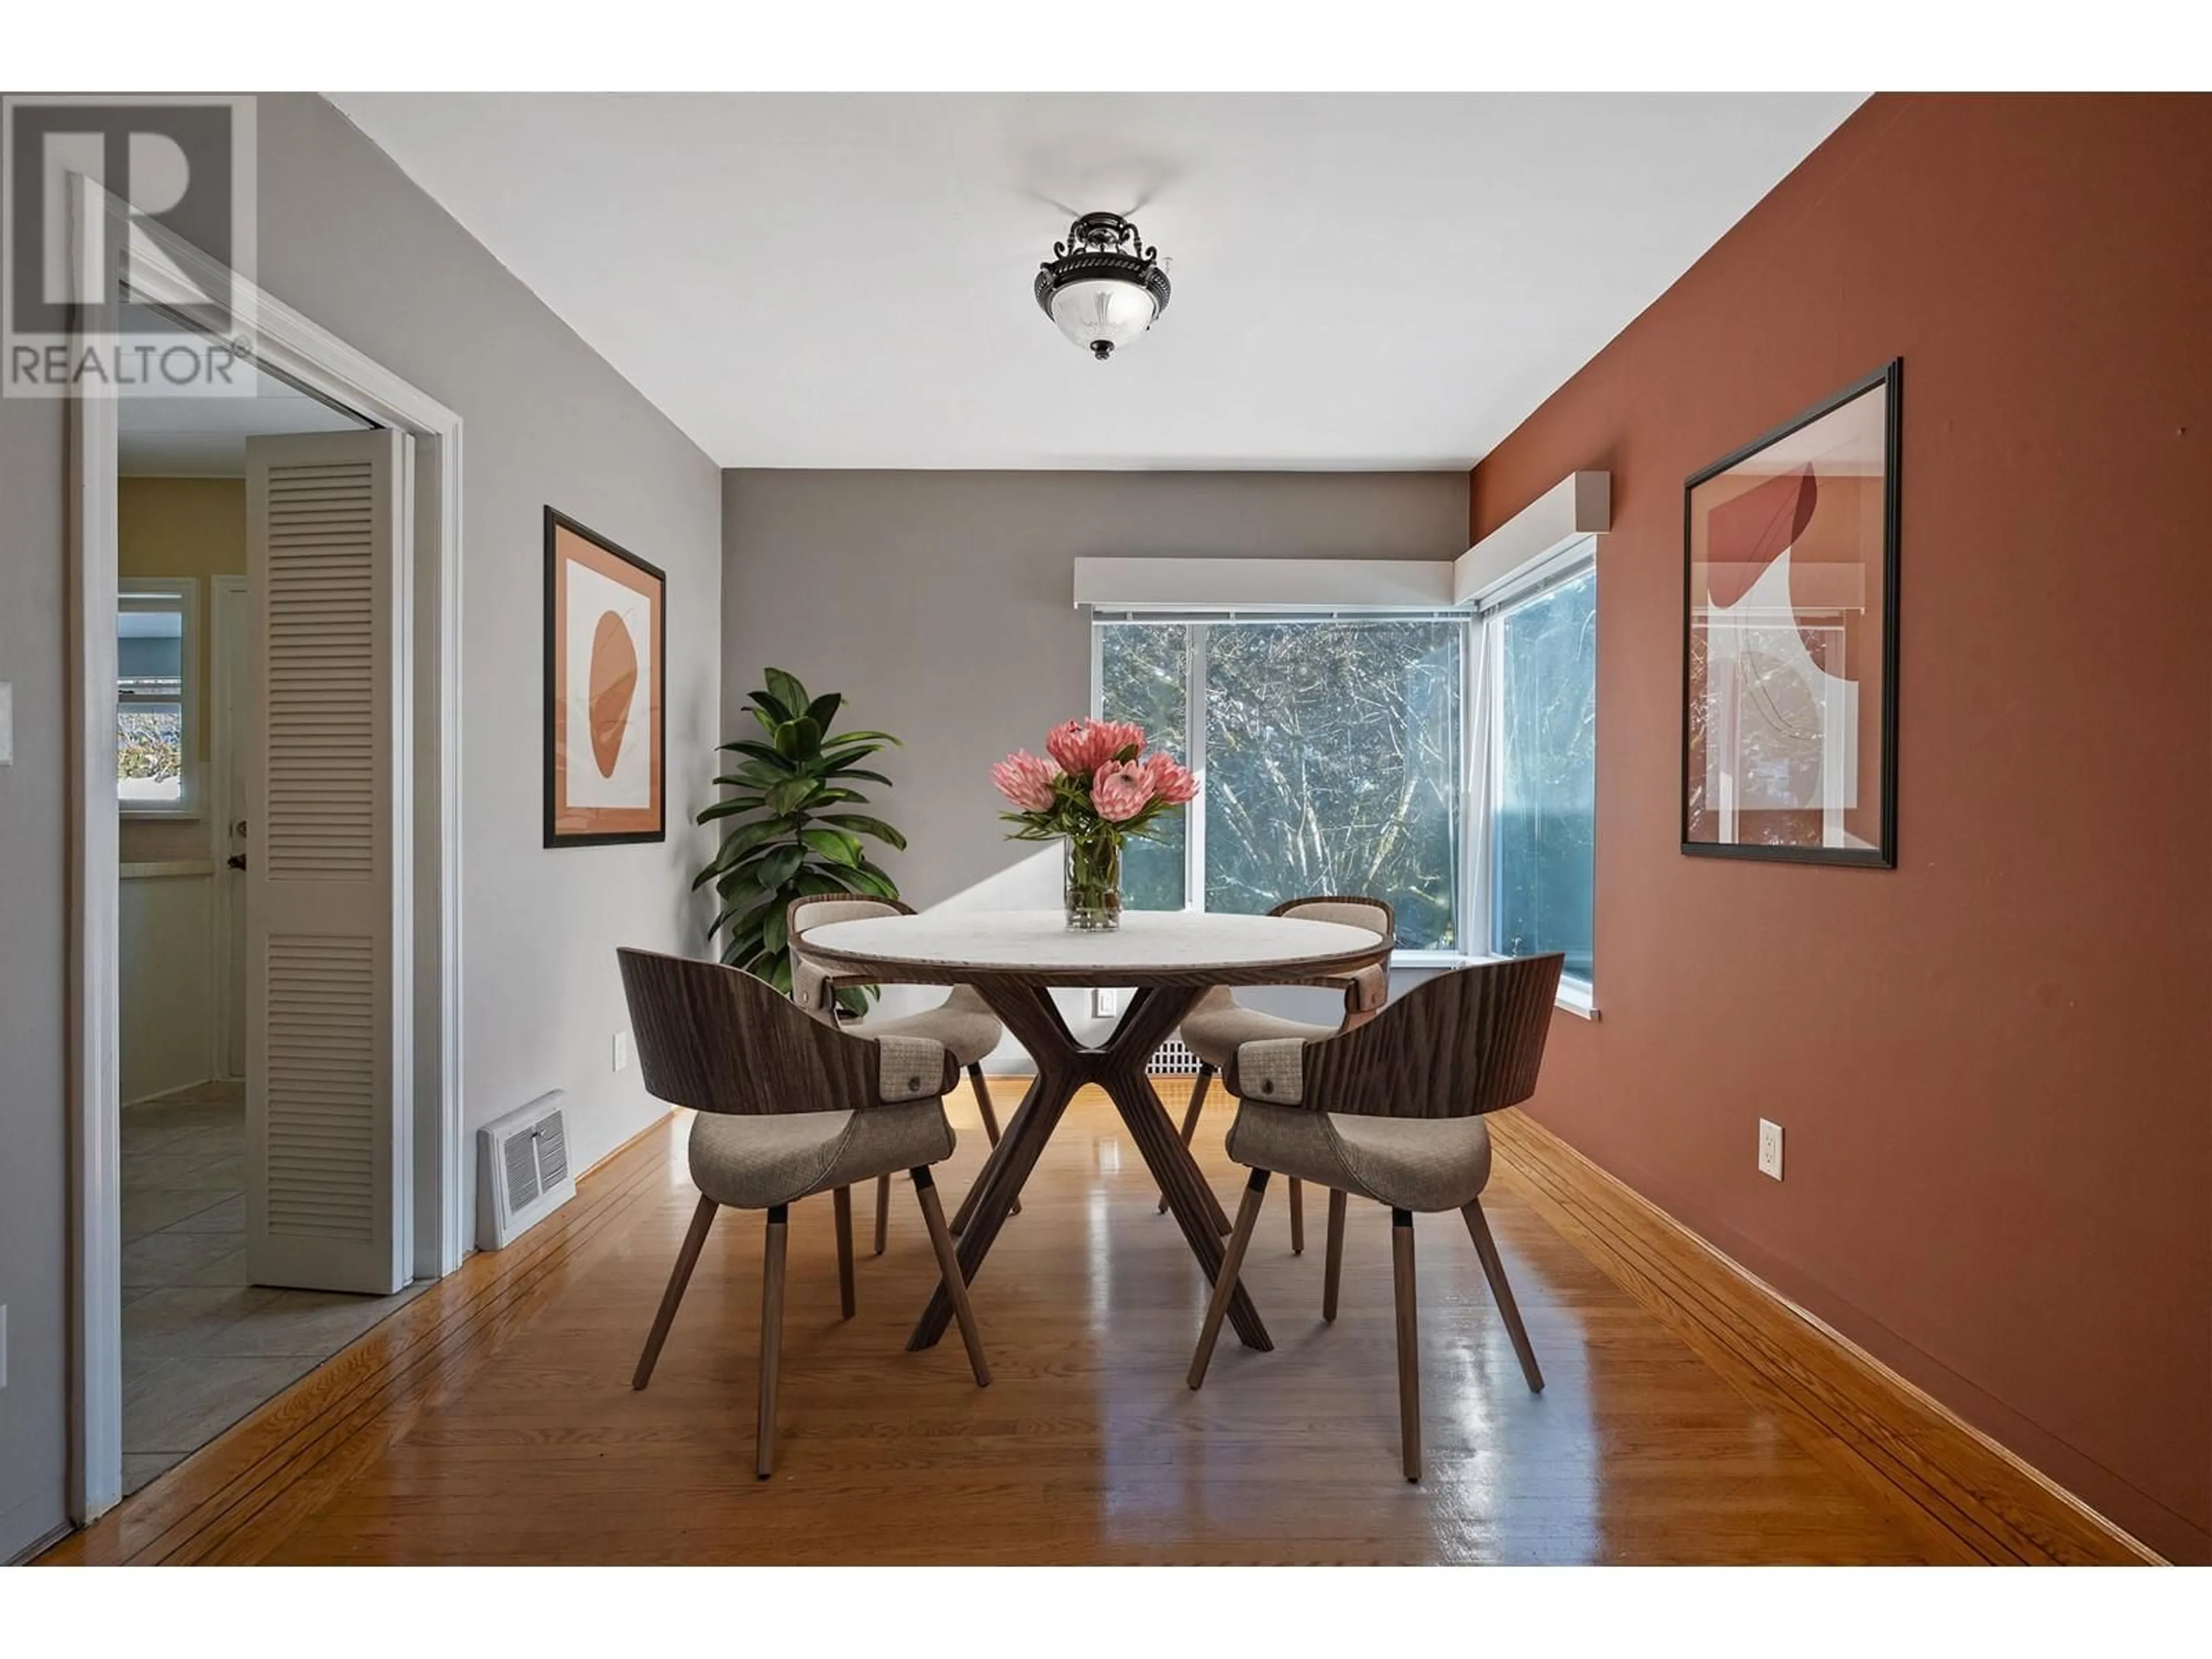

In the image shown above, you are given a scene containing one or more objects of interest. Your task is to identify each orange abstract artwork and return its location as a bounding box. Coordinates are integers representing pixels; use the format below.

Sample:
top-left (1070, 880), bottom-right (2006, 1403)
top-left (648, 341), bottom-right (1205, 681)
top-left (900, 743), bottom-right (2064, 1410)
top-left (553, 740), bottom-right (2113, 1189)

top-left (1683, 362), bottom-right (1899, 867)
top-left (546, 509), bottom-right (665, 844)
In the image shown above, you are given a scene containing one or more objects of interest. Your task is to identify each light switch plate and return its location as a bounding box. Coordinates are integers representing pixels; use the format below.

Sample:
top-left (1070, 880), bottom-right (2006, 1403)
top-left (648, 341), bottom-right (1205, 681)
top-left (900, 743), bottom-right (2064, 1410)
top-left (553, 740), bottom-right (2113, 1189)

top-left (0, 681), bottom-right (13, 765)
top-left (612, 1030), bottom-right (631, 1072)
top-left (1092, 987), bottom-right (1119, 1018)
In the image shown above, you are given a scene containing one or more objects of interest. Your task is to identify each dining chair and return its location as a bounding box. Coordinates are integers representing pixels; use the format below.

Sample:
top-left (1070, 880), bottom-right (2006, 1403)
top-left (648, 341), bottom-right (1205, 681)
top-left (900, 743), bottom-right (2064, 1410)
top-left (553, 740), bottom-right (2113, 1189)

top-left (788, 896), bottom-right (1014, 1249)
top-left (617, 947), bottom-right (991, 1479)
top-left (1185, 953), bottom-right (1563, 1482)
top-left (1168, 896), bottom-right (1395, 1251)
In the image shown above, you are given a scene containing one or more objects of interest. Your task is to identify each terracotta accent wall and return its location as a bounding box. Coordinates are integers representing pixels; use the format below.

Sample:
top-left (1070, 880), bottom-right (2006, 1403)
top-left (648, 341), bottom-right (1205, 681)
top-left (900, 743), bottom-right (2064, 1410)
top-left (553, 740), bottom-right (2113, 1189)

top-left (1470, 94), bottom-right (2210, 1562)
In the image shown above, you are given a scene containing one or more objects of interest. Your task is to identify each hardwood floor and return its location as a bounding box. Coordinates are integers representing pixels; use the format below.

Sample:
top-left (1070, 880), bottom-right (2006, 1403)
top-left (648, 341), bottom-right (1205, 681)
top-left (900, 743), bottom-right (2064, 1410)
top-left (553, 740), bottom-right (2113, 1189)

top-left (40, 1086), bottom-right (2150, 1566)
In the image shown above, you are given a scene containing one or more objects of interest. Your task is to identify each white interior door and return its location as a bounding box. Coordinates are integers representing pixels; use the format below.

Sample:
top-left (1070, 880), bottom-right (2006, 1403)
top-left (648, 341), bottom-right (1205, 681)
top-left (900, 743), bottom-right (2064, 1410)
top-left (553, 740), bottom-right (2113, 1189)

top-left (212, 575), bottom-right (251, 1081)
top-left (244, 429), bottom-right (412, 1295)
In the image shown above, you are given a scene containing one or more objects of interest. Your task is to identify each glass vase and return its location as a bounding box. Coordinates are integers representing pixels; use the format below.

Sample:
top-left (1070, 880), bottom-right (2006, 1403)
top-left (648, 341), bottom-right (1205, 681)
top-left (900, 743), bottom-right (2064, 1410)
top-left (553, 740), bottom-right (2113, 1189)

top-left (1063, 833), bottom-right (1123, 932)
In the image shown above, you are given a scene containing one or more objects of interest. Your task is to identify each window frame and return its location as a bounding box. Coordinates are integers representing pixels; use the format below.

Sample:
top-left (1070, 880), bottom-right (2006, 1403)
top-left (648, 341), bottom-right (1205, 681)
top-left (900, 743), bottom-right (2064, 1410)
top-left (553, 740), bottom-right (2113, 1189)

top-left (1089, 539), bottom-right (1599, 1013)
top-left (116, 575), bottom-right (202, 820)
top-left (1465, 535), bottom-right (1599, 1016)
top-left (1091, 606), bottom-right (1475, 961)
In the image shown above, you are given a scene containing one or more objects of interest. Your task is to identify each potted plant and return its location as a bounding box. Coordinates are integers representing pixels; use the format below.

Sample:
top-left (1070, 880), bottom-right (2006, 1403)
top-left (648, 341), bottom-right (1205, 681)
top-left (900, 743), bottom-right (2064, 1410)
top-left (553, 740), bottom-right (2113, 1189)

top-left (692, 667), bottom-right (905, 1012)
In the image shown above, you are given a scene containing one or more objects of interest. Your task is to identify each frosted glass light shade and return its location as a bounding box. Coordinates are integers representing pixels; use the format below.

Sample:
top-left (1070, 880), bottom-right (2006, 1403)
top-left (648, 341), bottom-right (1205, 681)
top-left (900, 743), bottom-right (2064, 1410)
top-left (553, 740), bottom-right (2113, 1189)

top-left (1048, 278), bottom-right (1161, 358)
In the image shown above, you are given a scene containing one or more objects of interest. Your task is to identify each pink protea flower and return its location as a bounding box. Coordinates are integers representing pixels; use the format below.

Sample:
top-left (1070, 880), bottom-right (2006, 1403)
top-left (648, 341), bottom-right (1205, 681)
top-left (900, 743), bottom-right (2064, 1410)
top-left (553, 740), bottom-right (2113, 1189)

top-left (990, 749), bottom-right (1059, 812)
top-left (1045, 718), bottom-right (1144, 777)
top-left (1091, 761), bottom-right (1157, 823)
top-left (1141, 751), bottom-right (1199, 806)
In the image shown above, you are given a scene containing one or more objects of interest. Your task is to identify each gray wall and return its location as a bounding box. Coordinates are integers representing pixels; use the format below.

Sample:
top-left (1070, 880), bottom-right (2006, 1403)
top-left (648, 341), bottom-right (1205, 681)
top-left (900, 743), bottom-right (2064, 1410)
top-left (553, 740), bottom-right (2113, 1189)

top-left (719, 470), bottom-right (1467, 1050)
top-left (0, 93), bottom-right (722, 1558)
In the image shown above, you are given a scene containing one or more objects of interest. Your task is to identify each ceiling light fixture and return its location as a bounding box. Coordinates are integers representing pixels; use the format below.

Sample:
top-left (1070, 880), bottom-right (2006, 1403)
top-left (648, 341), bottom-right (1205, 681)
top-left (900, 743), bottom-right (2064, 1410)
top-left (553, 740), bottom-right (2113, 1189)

top-left (1033, 211), bottom-right (1172, 361)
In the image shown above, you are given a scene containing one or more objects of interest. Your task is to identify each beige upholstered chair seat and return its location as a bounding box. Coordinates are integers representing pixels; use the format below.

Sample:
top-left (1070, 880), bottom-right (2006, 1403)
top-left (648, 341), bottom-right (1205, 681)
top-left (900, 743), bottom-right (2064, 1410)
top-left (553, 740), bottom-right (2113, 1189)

top-left (848, 985), bottom-right (1002, 1068)
top-left (1224, 1103), bottom-right (1492, 1215)
top-left (688, 1103), bottom-right (957, 1211)
top-left (1179, 986), bottom-right (1334, 1069)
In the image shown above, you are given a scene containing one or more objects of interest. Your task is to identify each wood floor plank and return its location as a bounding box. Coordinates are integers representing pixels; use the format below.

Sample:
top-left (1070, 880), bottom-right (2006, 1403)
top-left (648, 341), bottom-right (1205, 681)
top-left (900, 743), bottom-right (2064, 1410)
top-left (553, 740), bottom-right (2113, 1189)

top-left (38, 1087), bottom-right (2148, 1566)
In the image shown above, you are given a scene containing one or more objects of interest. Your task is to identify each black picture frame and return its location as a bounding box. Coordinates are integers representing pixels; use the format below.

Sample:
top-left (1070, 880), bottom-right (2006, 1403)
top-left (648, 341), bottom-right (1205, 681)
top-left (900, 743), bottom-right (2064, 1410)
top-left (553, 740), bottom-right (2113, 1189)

top-left (543, 506), bottom-right (668, 848)
top-left (1680, 359), bottom-right (1902, 868)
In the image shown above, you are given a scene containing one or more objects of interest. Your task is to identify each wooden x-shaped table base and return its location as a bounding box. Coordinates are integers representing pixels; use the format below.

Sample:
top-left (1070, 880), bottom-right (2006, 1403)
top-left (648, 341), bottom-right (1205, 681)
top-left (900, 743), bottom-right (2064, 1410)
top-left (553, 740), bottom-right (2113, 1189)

top-left (907, 976), bottom-right (1272, 1355)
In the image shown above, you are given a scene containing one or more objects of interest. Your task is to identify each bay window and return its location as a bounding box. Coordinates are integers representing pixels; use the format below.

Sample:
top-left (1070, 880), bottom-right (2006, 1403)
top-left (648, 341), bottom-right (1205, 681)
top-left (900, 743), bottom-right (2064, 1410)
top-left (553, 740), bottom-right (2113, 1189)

top-left (1092, 540), bottom-right (1596, 1003)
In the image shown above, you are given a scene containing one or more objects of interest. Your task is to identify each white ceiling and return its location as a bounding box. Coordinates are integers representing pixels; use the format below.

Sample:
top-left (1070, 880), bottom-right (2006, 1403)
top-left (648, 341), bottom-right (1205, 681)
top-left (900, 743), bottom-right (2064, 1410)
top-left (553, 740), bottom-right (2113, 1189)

top-left (328, 93), bottom-right (1864, 471)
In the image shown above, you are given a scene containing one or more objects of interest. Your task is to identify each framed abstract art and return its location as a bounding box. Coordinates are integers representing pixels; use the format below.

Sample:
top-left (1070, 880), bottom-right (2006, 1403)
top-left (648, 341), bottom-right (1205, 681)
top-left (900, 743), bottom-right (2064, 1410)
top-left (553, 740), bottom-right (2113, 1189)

top-left (544, 507), bottom-right (666, 846)
top-left (1683, 361), bottom-right (1901, 868)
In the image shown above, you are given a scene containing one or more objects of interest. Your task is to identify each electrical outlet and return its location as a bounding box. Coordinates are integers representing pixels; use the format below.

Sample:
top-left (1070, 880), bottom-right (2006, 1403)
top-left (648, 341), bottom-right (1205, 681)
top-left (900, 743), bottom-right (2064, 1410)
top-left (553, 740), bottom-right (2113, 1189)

top-left (612, 1031), bottom-right (630, 1072)
top-left (1092, 987), bottom-right (1119, 1018)
top-left (1758, 1119), bottom-right (1785, 1181)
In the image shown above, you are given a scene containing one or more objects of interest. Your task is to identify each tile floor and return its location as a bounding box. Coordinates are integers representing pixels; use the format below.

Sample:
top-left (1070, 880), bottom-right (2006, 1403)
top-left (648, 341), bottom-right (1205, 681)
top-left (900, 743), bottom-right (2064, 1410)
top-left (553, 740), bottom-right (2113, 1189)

top-left (121, 1081), bottom-right (428, 1494)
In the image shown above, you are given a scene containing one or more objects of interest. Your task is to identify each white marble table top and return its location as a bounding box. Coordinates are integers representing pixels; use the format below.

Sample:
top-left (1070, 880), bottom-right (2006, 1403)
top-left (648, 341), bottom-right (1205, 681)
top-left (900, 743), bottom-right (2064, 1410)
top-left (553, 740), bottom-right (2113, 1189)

top-left (798, 908), bottom-right (1388, 987)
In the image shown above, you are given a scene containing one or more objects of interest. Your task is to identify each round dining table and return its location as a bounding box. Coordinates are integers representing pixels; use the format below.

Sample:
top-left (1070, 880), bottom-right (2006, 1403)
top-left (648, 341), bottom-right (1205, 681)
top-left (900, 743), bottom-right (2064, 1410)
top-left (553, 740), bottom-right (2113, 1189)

top-left (795, 908), bottom-right (1392, 1357)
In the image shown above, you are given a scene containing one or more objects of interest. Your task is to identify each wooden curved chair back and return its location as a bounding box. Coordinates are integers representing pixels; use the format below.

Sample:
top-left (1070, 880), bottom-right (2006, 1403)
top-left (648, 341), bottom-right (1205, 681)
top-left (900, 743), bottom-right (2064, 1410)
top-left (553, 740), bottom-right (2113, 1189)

top-left (1286, 953), bottom-right (1564, 1120)
top-left (617, 947), bottom-right (884, 1117)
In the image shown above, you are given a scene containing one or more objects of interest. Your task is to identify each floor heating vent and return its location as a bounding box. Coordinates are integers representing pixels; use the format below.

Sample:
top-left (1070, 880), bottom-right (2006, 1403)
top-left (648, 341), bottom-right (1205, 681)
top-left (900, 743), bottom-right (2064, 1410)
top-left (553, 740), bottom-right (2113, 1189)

top-left (1148, 1037), bottom-right (1204, 1078)
top-left (477, 1090), bottom-right (577, 1251)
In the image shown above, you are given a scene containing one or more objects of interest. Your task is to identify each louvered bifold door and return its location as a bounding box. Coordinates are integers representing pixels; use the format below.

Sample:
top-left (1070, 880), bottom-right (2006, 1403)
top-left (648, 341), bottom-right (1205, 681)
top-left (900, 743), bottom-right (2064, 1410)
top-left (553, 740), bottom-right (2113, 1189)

top-left (244, 429), bottom-right (411, 1295)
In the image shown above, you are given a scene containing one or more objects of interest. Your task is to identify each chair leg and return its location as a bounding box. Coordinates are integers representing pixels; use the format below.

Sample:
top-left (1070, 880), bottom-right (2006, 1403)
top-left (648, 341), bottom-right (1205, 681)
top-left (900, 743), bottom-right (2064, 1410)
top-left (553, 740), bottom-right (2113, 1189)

top-left (1461, 1196), bottom-right (1544, 1393)
top-left (1393, 1209), bottom-right (1421, 1483)
top-left (967, 1064), bottom-right (1019, 1220)
top-left (873, 1172), bottom-right (891, 1255)
top-left (1159, 1063), bottom-right (1214, 1214)
top-left (832, 1184), bottom-right (856, 1319)
top-left (1187, 1169), bottom-right (1270, 1390)
top-left (1322, 1188), bottom-right (1347, 1322)
top-left (1288, 1178), bottom-right (1305, 1254)
top-left (912, 1168), bottom-right (991, 1387)
top-left (756, 1204), bottom-right (789, 1480)
top-left (633, 1194), bottom-right (718, 1390)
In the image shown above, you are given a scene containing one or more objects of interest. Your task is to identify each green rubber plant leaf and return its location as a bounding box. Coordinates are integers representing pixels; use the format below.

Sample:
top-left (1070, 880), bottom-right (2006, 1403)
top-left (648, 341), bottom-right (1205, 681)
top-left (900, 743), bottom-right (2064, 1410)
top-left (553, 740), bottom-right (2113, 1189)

top-left (818, 812), bottom-right (907, 850)
top-left (696, 795), bottom-right (763, 823)
top-left (798, 825), bottom-right (862, 867)
top-left (719, 737), bottom-right (794, 771)
top-left (763, 668), bottom-right (810, 722)
top-left (696, 674), bottom-right (906, 1000)
top-left (754, 842), bottom-right (806, 891)
top-left (846, 861), bottom-right (899, 901)
top-left (773, 715), bottom-right (823, 762)
top-left (764, 775), bottom-right (824, 816)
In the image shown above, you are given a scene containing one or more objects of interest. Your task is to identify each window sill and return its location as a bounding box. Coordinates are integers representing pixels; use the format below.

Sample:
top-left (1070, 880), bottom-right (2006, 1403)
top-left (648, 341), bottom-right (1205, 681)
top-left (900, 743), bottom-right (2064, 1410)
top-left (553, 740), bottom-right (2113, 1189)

top-left (1555, 977), bottom-right (1599, 1021)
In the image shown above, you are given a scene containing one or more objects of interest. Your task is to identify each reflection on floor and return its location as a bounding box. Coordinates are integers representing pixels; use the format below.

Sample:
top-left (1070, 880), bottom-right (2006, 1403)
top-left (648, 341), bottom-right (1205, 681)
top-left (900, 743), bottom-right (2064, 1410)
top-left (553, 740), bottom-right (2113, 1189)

top-left (59, 1086), bottom-right (2107, 1566)
top-left (120, 1081), bottom-right (427, 1494)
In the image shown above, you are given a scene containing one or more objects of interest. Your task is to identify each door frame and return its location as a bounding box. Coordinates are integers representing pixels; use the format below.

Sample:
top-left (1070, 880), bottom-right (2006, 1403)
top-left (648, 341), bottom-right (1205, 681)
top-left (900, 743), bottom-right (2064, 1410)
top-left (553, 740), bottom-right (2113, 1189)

top-left (65, 176), bottom-right (468, 1521)
top-left (209, 573), bottom-right (249, 1083)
